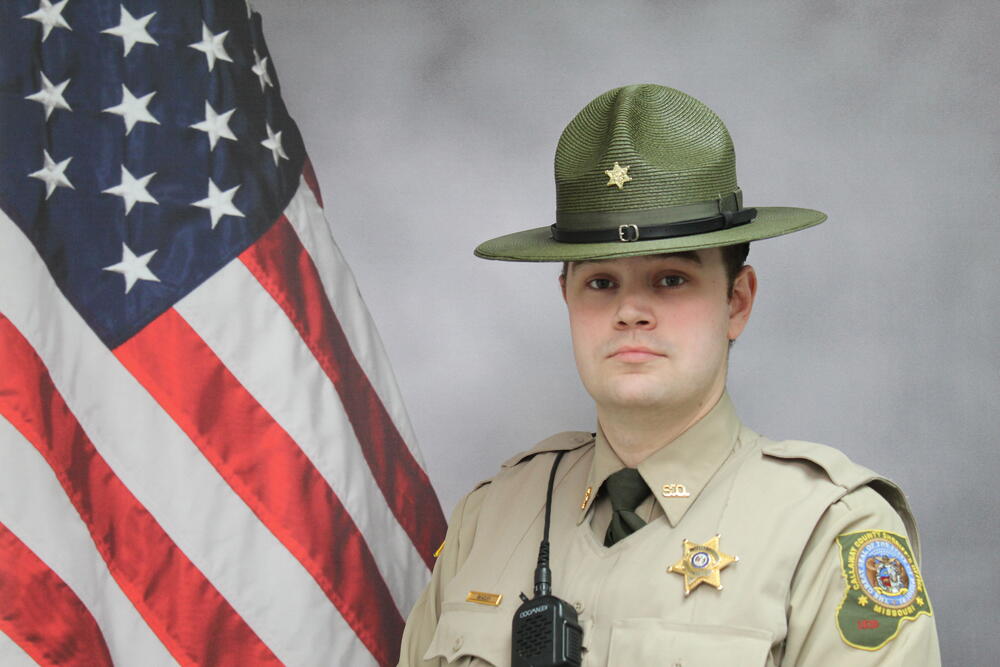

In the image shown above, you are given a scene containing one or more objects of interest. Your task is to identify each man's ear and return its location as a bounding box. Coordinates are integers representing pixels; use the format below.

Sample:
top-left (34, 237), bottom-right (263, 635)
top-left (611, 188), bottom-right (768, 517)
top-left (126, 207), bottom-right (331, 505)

top-left (727, 265), bottom-right (757, 340)
top-left (559, 272), bottom-right (567, 302)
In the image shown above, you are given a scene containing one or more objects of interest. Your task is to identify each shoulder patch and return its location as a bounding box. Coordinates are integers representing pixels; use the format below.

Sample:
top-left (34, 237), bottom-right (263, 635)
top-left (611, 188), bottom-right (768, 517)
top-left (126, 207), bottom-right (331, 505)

top-left (836, 530), bottom-right (932, 650)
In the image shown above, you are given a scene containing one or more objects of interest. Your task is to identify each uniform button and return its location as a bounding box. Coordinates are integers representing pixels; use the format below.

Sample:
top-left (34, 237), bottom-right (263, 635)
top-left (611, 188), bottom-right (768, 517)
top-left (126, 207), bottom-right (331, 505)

top-left (574, 601), bottom-right (584, 613)
top-left (452, 636), bottom-right (463, 652)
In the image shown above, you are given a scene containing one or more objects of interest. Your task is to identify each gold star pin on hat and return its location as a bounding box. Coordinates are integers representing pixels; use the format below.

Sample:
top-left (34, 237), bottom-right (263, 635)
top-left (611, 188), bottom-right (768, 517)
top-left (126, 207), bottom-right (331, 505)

top-left (668, 535), bottom-right (738, 595)
top-left (604, 161), bottom-right (632, 189)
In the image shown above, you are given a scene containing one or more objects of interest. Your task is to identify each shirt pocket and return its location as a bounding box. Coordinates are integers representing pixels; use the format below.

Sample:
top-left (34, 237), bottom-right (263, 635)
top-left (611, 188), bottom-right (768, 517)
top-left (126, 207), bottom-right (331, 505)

top-left (608, 619), bottom-right (773, 666)
top-left (423, 602), bottom-right (507, 666)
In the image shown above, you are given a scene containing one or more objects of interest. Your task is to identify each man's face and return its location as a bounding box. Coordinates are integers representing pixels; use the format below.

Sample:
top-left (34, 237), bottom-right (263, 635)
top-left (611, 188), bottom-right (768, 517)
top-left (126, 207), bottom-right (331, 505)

top-left (561, 249), bottom-right (756, 415)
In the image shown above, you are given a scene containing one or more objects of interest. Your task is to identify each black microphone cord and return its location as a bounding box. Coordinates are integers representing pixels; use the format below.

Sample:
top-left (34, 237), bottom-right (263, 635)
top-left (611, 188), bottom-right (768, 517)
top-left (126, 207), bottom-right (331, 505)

top-left (533, 449), bottom-right (566, 598)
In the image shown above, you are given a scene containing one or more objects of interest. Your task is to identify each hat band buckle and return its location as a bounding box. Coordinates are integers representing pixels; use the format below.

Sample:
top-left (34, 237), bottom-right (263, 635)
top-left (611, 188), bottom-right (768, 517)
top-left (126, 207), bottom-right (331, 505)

top-left (618, 225), bottom-right (640, 242)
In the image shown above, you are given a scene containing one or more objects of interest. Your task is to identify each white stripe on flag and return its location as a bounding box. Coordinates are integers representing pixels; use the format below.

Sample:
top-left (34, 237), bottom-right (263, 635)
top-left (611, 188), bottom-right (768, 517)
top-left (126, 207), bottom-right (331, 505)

top-left (284, 178), bottom-right (426, 466)
top-left (0, 211), bottom-right (376, 666)
top-left (0, 415), bottom-right (176, 666)
top-left (175, 255), bottom-right (428, 615)
top-left (0, 628), bottom-right (42, 667)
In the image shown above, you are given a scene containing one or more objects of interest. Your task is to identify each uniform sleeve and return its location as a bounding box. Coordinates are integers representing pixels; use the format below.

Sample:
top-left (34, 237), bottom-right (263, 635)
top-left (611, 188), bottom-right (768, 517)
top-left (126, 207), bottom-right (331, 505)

top-left (782, 485), bottom-right (941, 666)
top-left (397, 483), bottom-right (490, 667)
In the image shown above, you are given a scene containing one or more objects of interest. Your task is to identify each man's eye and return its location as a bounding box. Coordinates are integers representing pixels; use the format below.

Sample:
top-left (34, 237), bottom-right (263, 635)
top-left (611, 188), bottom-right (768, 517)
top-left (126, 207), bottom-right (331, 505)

top-left (658, 275), bottom-right (686, 287)
top-left (585, 278), bottom-right (616, 290)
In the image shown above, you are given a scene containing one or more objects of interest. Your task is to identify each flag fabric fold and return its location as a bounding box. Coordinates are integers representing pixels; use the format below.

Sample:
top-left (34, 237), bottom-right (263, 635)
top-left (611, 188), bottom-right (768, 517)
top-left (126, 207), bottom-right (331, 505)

top-left (0, 1), bottom-right (446, 664)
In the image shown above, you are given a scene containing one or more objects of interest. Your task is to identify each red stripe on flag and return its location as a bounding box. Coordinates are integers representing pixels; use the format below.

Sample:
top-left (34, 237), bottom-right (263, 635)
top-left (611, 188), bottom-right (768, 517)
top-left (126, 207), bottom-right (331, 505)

top-left (240, 216), bottom-right (447, 568)
top-left (302, 156), bottom-right (323, 208)
top-left (114, 308), bottom-right (404, 666)
top-left (0, 314), bottom-right (281, 667)
top-left (0, 522), bottom-right (113, 667)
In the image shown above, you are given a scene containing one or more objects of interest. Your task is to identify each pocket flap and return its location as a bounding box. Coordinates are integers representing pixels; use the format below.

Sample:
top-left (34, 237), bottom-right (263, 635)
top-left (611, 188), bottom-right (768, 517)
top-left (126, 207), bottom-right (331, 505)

top-left (609, 619), bottom-right (772, 665)
top-left (423, 603), bottom-right (507, 665)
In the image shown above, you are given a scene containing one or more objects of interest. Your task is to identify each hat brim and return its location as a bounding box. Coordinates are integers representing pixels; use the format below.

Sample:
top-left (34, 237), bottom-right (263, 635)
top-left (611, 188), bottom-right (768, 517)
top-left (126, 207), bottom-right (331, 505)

top-left (474, 206), bottom-right (826, 262)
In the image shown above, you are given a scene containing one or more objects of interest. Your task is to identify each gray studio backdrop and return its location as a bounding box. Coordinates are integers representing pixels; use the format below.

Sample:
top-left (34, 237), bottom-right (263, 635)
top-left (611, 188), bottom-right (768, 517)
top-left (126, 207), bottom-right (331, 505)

top-left (256, 1), bottom-right (998, 663)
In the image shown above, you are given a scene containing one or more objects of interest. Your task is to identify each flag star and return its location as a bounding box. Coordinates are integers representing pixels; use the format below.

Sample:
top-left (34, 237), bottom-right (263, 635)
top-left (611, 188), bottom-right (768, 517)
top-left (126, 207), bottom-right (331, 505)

top-left (192, 179), bottom-right (244, 229)
top-left (29, 150), bottom-right (74, 198)
top-left (103, 166), bottom-right (157, 214)
top-left (251, 49), bottom-right (273, 92)
top-left (189, 23), bottom-right (233, 72)
top-left (103, 84), bottom-right (159, 134)
top-left (190, 102), bottom-right (237, 149)
top-left (261, 123), bottom-right (288, 165)
top-left (25, 72), bottom-right (72, 119)
top-left (22, 0), bottom-right (71, 42)
top-left (103, 243), bottom-right (160, 294)
top-left (102, 6), bottom-right (158, 56)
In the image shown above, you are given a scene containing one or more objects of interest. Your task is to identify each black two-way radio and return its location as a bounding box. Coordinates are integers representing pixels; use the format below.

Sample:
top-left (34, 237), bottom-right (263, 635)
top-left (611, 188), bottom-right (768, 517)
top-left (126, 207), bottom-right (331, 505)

top-left (511, 450), bottom-right (584, 667)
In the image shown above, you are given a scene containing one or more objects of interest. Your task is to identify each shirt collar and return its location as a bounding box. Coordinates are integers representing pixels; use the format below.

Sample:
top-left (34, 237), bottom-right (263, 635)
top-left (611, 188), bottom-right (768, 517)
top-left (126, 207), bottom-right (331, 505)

top-left (577, 392), bottom-right (741, 527)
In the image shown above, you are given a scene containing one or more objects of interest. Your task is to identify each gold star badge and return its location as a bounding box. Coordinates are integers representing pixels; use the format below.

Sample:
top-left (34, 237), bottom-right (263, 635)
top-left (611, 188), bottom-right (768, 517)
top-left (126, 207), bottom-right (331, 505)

top-left (604, 162), bottom-right (632, 189)
top-left (668, 535), bottom-right (738, 595)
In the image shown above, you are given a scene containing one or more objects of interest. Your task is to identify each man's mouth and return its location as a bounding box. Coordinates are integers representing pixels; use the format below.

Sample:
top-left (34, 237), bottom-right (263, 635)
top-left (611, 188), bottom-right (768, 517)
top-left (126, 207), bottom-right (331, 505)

top-left (608, 345), bottom-right (665, 362)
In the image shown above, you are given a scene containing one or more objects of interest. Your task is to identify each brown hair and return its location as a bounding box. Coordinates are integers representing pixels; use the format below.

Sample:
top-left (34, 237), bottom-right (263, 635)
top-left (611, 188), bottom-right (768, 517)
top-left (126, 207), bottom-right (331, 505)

top-left (719, 242), bottom-right (750, 298)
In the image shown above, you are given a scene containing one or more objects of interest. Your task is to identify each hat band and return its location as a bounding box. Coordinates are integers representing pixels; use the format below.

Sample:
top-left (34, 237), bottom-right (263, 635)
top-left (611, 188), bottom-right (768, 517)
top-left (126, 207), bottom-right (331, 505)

top-left (550, 203), bottom-right (757, 244)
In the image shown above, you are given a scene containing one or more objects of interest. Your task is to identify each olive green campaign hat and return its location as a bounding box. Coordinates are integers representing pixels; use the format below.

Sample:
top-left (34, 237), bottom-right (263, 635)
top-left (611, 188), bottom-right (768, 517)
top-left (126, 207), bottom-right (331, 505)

top-left (474, 84), bottom-right (826, 262)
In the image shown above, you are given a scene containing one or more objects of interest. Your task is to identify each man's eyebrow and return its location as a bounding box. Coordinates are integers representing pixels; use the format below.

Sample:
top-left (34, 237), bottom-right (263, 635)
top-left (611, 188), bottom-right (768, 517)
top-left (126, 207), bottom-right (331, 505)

top-left (660, 251), bottom-right (702, 265)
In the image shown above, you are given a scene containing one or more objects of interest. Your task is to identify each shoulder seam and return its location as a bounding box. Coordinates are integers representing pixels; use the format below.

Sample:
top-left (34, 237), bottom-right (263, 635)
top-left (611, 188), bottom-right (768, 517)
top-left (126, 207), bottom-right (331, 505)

top-left (501, 431), bottom-right (595, 468)
top-left (761, 439), bottom-right (879, 491)
top-left (762, 440), bottom-right (920, 559)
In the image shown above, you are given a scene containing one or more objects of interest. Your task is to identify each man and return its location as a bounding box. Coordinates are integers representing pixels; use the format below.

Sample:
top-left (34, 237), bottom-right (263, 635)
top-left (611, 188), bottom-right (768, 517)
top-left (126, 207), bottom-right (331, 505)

top-left (399, 85), bottom-right (940, 665)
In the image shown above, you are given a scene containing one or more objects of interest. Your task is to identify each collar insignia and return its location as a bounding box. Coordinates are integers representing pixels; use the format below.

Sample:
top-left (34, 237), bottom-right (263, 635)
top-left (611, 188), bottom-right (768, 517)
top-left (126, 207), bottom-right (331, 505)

top-left (668, 535), bottom-right (738, 595)
top-left (661, 483), bottom-right (690, 498)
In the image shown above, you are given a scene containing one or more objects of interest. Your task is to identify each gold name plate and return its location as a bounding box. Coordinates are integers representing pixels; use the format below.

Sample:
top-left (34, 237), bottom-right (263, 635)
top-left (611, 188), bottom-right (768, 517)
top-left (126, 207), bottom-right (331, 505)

top-left (466, 590), bottom-right (503, 606)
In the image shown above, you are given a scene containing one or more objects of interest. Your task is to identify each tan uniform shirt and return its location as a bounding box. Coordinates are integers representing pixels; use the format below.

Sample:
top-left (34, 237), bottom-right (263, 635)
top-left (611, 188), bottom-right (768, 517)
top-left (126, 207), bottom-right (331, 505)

top-left (399, 395), bottom-right (941, 666)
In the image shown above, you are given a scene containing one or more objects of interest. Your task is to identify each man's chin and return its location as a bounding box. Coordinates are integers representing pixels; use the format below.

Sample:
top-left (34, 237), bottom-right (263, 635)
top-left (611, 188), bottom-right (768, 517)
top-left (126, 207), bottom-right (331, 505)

top-left (600, 384), bottom-right (675, 411)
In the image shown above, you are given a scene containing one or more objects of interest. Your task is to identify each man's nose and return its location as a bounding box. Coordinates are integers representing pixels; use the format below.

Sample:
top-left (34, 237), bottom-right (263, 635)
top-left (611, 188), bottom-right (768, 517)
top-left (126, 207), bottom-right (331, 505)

top-left (614, 289), bottom-right (656, 330)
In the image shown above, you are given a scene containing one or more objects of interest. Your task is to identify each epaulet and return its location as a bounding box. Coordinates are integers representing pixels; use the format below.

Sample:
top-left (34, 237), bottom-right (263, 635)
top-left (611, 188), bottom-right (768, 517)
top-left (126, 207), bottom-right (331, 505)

top-left (762, 440), bottom-right (881, 491)
top-left (761, 440), bottom-right (920, 558)
top-left (501, 431), bottom-right (595, 469)
top-left (470, 478), bottom-right (492, 493)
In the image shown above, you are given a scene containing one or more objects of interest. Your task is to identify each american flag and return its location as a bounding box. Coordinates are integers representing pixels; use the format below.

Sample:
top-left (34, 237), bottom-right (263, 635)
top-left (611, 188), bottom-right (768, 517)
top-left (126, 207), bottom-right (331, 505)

top-left (0, 1), bottom-right (446, 665)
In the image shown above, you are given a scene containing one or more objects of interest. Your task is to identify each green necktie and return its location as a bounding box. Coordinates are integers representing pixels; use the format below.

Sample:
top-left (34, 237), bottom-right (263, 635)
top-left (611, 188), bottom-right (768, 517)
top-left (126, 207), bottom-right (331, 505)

top-left (603, 467), bottom-right (651, 547)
